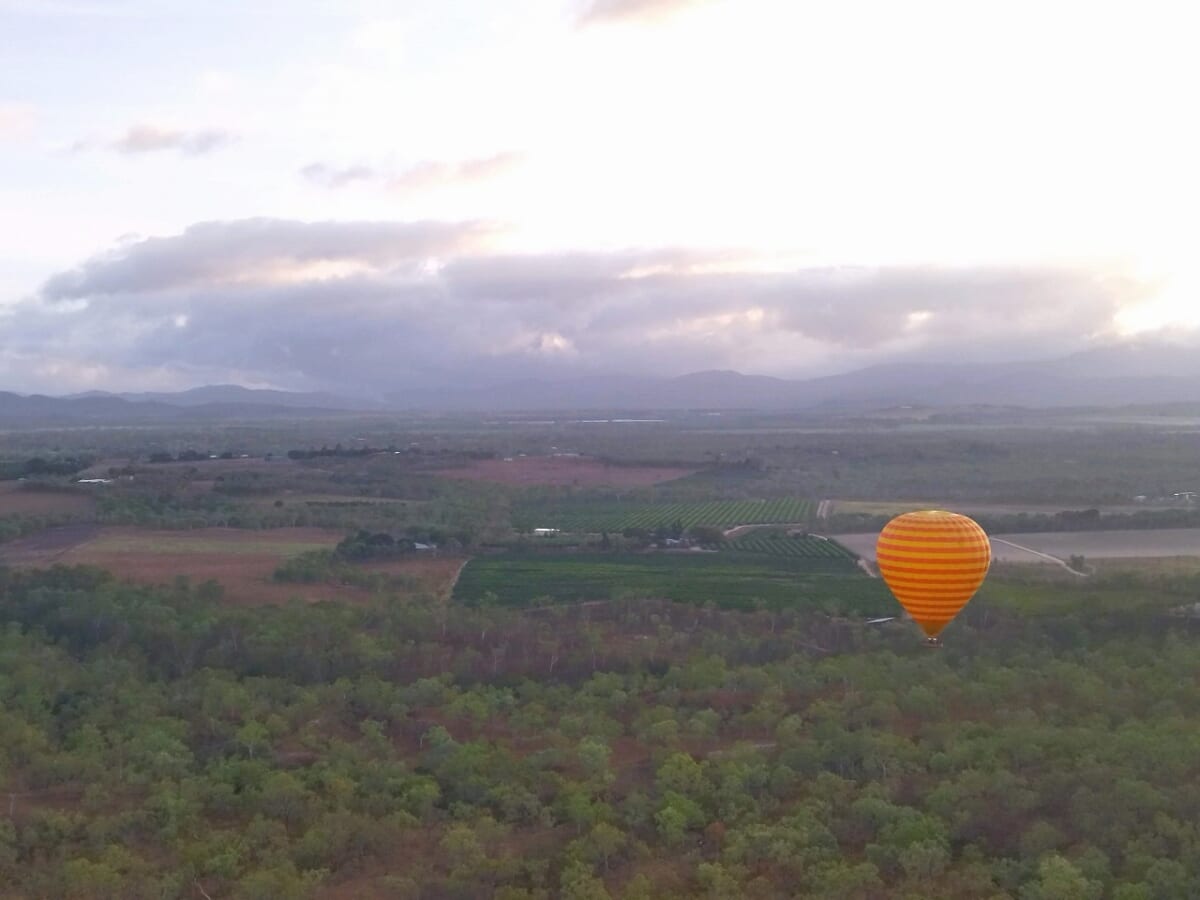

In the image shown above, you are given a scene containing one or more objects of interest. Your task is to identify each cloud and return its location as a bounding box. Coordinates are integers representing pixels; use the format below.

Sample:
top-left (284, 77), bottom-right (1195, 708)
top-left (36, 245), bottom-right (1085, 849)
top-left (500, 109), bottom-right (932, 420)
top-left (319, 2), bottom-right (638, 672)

top-left (12, 217), bottom-right (1140, 394)
top-left (112, 124), bottom-right (234, 155)
top-left (301, 152), bottom-right (522, 192)
top-left (766, 267), bottom-right (1132, 350)
top-left (577, 0), bottom-right (709, 25)
top-left (42, 217), bottom-right (498, 297)
top-left (300, 162), bottom-right (378, 188)
top-left (0, 101), bottom-right (35, 139)
top-left (74, 123), bottom-right (236, 156)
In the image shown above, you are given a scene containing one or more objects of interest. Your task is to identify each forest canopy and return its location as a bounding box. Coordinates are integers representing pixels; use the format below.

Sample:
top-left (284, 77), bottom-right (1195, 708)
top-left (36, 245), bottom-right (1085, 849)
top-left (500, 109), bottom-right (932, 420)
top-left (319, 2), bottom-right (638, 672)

top-left (2, 563), bottom-right (1200, 898)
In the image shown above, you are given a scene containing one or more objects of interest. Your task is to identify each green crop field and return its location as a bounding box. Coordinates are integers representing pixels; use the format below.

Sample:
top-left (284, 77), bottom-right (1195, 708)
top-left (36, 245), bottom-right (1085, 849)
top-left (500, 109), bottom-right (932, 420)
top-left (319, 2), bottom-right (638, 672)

top-left (513, 497), bottom-right (814, 532)
top-left (453, 551), bottom-right (888, 614)
top-left (724, 531), bottom-right (859, 562)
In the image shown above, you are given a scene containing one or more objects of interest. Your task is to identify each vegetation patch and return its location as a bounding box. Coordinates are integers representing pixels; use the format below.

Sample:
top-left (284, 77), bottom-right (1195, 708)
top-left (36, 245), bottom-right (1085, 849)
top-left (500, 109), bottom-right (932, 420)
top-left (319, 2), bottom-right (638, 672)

top-left (453, 551), bottom-right (883, 612)
top-left (3, 565), bottom-right (1199, 897)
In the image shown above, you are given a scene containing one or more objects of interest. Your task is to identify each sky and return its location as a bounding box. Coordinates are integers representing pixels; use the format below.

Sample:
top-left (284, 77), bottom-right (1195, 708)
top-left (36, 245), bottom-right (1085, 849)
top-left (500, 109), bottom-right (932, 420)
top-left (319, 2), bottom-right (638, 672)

top-left (1, 0), bottom-right (1197, 395)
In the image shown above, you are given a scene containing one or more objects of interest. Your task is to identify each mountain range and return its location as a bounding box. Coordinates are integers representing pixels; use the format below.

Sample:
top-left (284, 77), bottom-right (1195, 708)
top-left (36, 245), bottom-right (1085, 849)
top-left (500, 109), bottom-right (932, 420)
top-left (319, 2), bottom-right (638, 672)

top-left (3, 344), bottom-right (1200, 424)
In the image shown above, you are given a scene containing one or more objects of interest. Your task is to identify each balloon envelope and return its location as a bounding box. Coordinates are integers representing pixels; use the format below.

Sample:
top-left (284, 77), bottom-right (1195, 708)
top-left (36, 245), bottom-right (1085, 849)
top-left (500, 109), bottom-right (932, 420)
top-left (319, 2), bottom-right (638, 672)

top-left (875, 510), bottom-right (991, 638)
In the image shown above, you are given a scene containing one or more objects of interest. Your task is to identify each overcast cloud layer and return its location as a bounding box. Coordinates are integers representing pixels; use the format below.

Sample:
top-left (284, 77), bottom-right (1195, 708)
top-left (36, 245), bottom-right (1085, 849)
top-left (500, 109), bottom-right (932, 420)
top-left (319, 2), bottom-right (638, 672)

top-left (1, 1), bottom-right (1197, 394)
top-left (2, 217), bottom-right (1139, 394)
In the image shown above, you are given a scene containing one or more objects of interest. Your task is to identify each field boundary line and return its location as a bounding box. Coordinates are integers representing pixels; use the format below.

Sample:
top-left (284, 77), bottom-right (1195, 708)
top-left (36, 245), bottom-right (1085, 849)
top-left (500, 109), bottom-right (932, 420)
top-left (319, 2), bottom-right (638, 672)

top-left (723, 522), bottom-right (812, 538)
top-left (443, 557), bottom-right (471, 602)
top-left (855, 558), bottom-right (877, 578)
top-left (991, 538), bottom-right (1088, 576)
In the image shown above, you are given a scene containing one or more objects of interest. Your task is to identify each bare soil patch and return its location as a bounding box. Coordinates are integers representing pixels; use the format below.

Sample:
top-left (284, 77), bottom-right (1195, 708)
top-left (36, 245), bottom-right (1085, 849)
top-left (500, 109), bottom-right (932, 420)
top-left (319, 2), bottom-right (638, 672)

top-left (0, 482), bottom-right (96, 515)
top-left (3, 526), bottom-right (351, 606)
top-left (433, 456), bottom-right (697, 487)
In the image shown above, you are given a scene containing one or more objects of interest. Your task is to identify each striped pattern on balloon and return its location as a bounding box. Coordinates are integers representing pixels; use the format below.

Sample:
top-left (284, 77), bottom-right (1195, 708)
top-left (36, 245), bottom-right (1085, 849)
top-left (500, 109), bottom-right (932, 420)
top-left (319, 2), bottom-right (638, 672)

top-left (875, 510), bottom-right (991, 639)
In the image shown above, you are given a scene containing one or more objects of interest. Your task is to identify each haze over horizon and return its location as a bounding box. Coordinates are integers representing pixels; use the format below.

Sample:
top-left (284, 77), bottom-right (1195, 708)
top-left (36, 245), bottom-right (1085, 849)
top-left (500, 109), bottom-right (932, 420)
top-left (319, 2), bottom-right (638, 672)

top-left (2, 0), bottom-right (1197, 396)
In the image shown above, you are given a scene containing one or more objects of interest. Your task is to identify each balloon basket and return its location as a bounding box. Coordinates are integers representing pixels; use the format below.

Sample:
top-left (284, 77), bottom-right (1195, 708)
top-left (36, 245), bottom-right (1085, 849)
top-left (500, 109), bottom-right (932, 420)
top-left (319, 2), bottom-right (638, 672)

top-left (923, 636), bottom-right (943, 648)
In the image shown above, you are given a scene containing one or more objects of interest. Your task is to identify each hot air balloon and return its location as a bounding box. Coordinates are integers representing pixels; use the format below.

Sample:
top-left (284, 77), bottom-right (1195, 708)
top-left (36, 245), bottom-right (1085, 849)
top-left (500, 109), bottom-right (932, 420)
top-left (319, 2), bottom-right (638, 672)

top-left (875, 510), bottom-right (991, 644)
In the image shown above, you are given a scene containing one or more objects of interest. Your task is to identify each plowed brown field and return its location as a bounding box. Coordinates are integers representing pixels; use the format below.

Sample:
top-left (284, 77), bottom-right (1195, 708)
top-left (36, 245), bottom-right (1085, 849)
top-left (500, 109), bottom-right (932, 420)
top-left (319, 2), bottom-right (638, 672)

top-left (0, 525), bottom-right (464, 606)
top-left (0, 482), bottom-right (96, 515)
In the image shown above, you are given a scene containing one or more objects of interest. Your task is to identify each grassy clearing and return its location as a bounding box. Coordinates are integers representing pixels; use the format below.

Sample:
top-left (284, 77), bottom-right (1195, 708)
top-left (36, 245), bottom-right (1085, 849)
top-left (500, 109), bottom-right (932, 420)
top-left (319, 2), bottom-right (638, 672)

top-left (453, 551), bottom-right (889, 614)
top-left (1088, 556), bottom-right (1200, 576)
top-left (83, 531), bottom-right (337, 556)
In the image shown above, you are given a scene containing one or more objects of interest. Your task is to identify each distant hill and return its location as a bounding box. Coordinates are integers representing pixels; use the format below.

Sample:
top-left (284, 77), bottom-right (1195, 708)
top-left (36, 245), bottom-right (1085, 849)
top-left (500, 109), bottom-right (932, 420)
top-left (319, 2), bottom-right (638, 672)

top-left (387, 346), bottom-right (1200, 411)
top-left (6, 343), bottom-right (1200, 423)
top-left (0, 392), bottom-right (360, 426)
top-left (70, 384), bottom-right (382, 411)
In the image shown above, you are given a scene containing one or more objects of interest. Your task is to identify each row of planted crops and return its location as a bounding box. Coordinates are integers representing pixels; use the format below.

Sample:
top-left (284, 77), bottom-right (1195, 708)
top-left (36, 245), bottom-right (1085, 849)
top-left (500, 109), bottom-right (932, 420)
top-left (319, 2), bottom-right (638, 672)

top-left (724, 532), bottom-right (857, 560)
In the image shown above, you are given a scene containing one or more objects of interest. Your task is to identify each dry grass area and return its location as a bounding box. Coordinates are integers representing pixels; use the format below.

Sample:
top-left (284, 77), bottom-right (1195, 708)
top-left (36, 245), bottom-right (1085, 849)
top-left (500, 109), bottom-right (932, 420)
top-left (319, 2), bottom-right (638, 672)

top-left (433, 455), bottom-right (696, 487)
top-left (0, 482), bottom-right (96, 515)
top-left (0, 525), bottom-right (466, 606)
top-left (362, 556), bottom-right (470, 601)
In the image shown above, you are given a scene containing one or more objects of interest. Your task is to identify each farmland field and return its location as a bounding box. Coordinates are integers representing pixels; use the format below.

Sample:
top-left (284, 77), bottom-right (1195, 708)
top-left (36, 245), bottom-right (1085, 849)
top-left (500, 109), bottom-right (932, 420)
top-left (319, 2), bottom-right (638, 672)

top-left (433, 455), bottom-right (697, 487)
top-left (0, 526), bottom-right (370, 605)
top-left (77, 528), bottom-right (340, 556)
top-left (723, 531), bottom-right (858, 562)
top-left (514, 497), bottom-right (814, 532)
top-left (453, 551), bottom-right (887, 612)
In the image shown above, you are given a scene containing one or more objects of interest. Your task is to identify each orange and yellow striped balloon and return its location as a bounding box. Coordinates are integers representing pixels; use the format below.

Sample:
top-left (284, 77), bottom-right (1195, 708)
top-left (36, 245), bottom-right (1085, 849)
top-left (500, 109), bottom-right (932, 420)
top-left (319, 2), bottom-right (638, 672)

top-left (876, 510), bottom-right (991, 639)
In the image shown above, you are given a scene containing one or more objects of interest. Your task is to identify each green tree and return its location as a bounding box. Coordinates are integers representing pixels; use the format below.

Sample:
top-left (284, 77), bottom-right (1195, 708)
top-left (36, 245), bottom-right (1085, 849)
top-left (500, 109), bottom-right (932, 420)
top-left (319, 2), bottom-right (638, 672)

top-left (1018, 855), bottom-right (1102, 900)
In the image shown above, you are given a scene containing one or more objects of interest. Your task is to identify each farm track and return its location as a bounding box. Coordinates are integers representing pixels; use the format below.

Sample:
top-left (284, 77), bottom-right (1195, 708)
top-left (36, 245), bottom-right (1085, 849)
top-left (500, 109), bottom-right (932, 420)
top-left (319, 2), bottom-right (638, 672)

top-left (442, 557), bottom-right (471, 603)
top-left (723, 522), bottom-right (812, 538)
top-left (991, 538), bottom-right (1088, 576)
top-left (833, 529), bottom-right (1200, 571)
